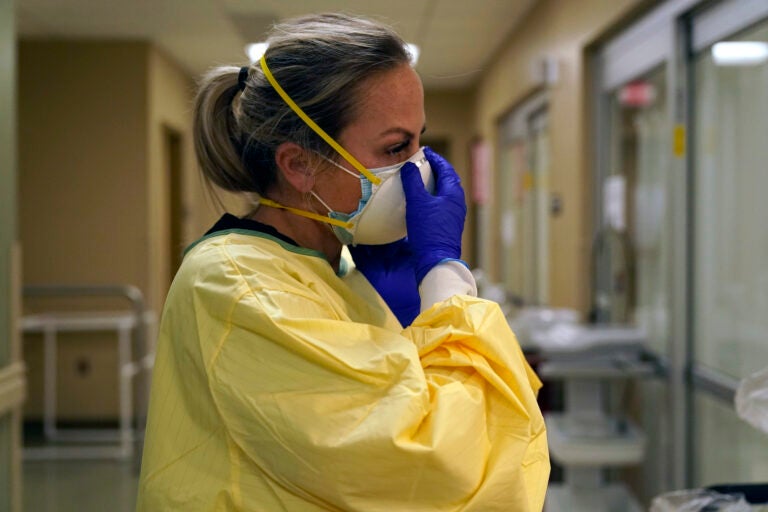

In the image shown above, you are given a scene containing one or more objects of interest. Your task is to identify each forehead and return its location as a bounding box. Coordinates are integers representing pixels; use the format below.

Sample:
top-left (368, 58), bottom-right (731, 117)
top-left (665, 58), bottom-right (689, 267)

top-left (351, 65), bottom-right (425, 129)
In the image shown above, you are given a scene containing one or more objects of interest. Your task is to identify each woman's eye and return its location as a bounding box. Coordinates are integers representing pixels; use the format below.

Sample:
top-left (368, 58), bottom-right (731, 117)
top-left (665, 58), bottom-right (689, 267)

top-left (387, 141), bottom-right (410, 156)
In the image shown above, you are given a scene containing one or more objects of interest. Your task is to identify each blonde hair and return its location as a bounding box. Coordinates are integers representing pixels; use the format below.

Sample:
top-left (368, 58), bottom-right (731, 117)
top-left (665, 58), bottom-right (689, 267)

top-left (193, 13), bottom-right (412, 195)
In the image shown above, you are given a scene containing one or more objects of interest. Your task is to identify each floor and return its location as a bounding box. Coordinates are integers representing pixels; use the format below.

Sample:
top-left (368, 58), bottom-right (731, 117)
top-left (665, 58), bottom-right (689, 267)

top-left (22, 424), bottom-right (140, 512)
top-left (22, 460), bottom-right (138, 512)
top-left (23, 458), bottom-right (139, 512)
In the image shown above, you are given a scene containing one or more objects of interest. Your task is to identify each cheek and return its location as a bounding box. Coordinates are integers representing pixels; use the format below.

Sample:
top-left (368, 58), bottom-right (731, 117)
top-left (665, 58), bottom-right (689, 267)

top-left (317, 174), bottom-right (362, 212)
top-left (340, 180), bottom-right (362, 210)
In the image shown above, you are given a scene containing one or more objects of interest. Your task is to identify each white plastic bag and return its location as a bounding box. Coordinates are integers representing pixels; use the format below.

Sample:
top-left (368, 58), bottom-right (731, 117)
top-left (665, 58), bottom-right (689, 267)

top-left (735, 366), bottom-right (768, 435)
top-left (650, 489), bottom-right (751, 512)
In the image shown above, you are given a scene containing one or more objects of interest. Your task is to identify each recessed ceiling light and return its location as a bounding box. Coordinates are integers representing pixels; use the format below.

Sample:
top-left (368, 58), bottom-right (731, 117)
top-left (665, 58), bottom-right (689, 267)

top-left (712, 41), bottom-right (768, 66)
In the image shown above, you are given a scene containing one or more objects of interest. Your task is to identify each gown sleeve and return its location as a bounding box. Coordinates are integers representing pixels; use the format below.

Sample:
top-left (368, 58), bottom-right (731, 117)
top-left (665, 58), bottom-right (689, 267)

top-left (203, 256), bottom-right (549, 512)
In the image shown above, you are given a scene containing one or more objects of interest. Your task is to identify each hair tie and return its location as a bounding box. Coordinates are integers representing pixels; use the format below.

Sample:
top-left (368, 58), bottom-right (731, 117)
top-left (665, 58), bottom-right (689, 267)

top-left (238, 66), bottom-right (249, 92)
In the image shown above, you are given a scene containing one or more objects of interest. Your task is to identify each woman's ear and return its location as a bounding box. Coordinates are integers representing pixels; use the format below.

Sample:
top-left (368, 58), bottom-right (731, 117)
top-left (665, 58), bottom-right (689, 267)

top-left (275, 142), bottom-right (316, 193)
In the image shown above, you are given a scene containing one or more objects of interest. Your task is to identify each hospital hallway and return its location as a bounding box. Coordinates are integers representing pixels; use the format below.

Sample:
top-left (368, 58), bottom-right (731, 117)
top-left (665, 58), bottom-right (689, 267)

top-left (2, 0), bottom-right (768, 510)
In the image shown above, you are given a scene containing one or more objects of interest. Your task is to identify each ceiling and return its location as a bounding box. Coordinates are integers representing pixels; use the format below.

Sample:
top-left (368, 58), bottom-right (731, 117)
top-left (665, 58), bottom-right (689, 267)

top-left (16, 0), bottom-right (538, 90)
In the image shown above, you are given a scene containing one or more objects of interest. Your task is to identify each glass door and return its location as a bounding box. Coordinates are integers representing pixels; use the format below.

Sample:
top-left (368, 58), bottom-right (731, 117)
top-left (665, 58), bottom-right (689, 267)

top-left (601, 64), bottom-right (675, 503)
top-left (690, 2), bottom-right (768, 486)
top-left (497, 93), bottom-right (550, 306)
top-left (604, 66), bottom-right (671, 350)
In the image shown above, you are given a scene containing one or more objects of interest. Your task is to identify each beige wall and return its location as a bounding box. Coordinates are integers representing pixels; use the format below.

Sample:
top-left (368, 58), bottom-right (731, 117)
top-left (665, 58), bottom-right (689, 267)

top-left (472, 0), bottom-right (647, 313)
top-left (19, 41), bottom-right (149, 292)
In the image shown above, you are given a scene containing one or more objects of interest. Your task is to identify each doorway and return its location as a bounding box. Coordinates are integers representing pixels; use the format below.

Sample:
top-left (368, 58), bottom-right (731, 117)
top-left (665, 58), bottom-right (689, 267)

top-left (163, 126), bottom-right (184, 286)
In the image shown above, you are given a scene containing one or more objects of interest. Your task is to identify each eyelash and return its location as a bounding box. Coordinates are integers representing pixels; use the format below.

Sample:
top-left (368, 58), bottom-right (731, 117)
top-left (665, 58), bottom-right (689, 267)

top-left (388, 140), bottom-right (411, 155)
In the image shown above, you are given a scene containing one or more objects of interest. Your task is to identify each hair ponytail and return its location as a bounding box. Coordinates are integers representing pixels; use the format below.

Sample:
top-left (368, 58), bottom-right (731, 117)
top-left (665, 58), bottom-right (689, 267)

top-left (193, 66), bottom-right (263, 193)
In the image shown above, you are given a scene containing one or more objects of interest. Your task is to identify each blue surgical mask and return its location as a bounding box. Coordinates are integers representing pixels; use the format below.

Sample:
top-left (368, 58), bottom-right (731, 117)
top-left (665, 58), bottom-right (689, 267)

top-left (313, 176), bottom-right (376, 246)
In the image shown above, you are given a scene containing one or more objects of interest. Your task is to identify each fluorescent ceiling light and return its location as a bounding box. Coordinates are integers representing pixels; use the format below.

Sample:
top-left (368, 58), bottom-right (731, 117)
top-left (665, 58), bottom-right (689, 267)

top-left (712, 41), bottom-right (768, 66)
top-left (406, 43), bottom-right (420, 66)
top-left (245, 41), bottom-right (420, 66)
top-left (245, 42), bottom-right (269, 63)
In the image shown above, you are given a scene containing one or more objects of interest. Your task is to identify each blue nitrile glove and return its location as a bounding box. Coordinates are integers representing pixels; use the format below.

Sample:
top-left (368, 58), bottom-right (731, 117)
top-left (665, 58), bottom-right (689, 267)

top-left (349, 238), bottom-right (421, 327)
top-left (401, 146), bottom-right (467, 284)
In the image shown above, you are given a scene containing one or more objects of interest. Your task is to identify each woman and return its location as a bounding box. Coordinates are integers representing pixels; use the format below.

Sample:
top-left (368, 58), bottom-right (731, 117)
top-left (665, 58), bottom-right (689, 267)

top-left (137, 13), bottom-right (549, 512)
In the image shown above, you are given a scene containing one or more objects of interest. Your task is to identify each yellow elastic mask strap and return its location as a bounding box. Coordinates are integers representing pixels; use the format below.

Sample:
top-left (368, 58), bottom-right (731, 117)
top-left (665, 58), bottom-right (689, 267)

top-left (258, 197), bottom-right (354, 229)
top-left (259, 55), bottom-right (381, 186)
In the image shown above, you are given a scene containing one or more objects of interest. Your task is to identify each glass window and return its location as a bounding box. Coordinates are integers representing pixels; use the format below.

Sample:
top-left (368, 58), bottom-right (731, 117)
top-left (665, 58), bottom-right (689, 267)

top-left (601, 65), bottom-right (674, 502)
top-left (693, 18), bottom-right (768, 378)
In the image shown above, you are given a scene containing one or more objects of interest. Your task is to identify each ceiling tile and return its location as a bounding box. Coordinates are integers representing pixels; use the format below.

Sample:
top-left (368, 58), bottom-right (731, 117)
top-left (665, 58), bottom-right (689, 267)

top-left (17, 0), bottom-right (538, 89)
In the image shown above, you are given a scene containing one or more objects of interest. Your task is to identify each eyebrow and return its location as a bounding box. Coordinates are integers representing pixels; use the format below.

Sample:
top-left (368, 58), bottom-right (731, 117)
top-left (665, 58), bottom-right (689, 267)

top-left (378, 125), bottom-right (427, 138)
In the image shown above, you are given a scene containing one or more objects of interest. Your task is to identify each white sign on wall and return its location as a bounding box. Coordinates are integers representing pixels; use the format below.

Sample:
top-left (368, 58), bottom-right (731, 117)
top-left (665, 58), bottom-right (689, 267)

top-left (604, 175), bottom-right (626, 232)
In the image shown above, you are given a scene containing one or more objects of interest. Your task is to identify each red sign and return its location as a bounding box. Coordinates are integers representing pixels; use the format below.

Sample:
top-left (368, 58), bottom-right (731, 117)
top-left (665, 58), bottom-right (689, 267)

top-left (471, 140), bottom-right (491, 205)
top-left (619, 81), bottom-right (656, 108)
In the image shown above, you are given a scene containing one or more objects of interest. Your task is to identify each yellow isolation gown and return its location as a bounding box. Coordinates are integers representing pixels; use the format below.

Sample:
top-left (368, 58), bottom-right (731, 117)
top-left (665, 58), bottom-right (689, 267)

top-left (136, 227), bottom-right (549, 511)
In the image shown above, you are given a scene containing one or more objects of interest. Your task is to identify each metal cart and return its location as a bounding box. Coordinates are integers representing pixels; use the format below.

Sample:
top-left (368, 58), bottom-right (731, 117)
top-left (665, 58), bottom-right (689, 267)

top-left (21, 284), bottom-right (155, 462)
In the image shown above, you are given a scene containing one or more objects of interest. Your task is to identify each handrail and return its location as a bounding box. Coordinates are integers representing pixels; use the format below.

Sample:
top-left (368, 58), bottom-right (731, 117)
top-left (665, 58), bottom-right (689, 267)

top-left (640, 348), bottom-right (740, 405)
top-left (691, 364), bottom-right (740, 405)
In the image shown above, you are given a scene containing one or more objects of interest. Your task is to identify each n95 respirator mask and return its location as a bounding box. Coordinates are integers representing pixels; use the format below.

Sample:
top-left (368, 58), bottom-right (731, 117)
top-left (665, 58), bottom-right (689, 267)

top-left (312, 147), bottom-right (435, 246)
